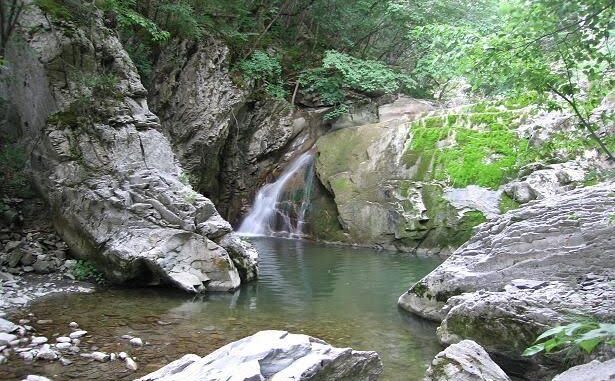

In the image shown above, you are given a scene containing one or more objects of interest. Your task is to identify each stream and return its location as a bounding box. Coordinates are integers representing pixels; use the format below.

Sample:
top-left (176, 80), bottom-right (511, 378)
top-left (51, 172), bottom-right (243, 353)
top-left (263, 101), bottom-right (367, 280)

top-left (5, 238), bottom-right (442, 381)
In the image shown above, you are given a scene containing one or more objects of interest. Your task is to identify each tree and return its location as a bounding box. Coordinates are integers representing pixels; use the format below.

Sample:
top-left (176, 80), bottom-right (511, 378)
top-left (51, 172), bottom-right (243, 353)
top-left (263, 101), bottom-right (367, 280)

top-left (465, 0), bottom-right (614, 160)
top-left (0, 0), bottom-right (25, 59)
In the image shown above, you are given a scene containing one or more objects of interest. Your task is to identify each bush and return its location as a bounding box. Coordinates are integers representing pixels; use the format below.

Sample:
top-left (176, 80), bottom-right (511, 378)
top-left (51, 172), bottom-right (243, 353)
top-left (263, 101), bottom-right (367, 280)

top-left (71, 260), bottom-right (105, 284)
top-left (238, 51), bottom-right (286, 99)
top-left (0, 139), bottom-right (34, 199)
top-left (523, 321), bottom-right (615, 356)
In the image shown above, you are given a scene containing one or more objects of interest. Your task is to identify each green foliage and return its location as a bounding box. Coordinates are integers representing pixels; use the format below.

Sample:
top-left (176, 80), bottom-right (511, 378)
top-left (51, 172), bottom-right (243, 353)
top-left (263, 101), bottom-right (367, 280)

top-left (238, 51), bottom-right (286, 99)
top-left (34, 0), bottom-right (72, 20)
top-left (0, 139), bottom-right (34, 198)
top-left (523, 321), bottom-right (615, 357)
top-left (124, 42), bottom-right (153, 84)
top-left (71, 260), bottom-right (105, 284)
top-left (499, 194), bottom-right (521, 214)
top-left (102, 0), bottom-right (170, 42)
top-left (405, 110), bottom-right (529, 189)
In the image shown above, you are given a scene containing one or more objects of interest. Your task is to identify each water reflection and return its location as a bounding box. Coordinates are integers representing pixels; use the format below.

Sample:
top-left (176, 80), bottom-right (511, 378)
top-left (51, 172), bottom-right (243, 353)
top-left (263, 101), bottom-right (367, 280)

top-left (4, 238), bottom-right (442, 381)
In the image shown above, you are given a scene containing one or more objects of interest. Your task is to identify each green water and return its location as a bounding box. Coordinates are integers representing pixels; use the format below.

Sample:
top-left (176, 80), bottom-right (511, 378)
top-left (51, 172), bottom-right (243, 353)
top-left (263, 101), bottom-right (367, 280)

top-left (4, 238), bottom-right (442, 381)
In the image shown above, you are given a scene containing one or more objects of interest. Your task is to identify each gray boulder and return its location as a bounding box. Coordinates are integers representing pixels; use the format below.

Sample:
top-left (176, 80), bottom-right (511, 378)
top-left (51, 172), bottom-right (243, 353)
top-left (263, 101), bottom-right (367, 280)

top-left (552, 359), bottom-right (615, 381)
top-left (437, 277), bottom-right (614, 362)
top-left (398, 182), bottom-right (615, 321)
top-left (135, 330), bottom-right (383, 381)
top-left (424, 340), bottom-right (510, 381)
top-left (1, 3), bottom-right (257, 292)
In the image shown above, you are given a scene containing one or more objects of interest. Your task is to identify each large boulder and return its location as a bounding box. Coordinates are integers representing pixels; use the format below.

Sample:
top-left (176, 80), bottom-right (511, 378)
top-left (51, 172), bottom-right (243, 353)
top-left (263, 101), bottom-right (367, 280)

top-left (313, 104), bottom-right (504, 254)
top-left (135, 330), bottom-right (383, 381)
top-left (424, 340), bottom-right (511, 381)
top-left (552, 359), bottom-right (615, 381)
top-left (398, 182), bottom-right (615, 320)
top-left (399, 182), bottom-right (614, 378)
top-left (1, 2), bottom-right (257, 292)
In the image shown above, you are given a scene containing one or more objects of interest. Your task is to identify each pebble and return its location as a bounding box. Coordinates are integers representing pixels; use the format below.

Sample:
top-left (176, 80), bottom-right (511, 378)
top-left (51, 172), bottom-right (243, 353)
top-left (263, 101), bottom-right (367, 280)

top-left (126, 357), bottom-right (138, 371)
top-left (0, 354), bottom-right (6, 364)
top-left (35, 344), bottom-right (58, 360)
top-left (36, 319), bottom-right (53, 325)
top-left (69, 322), bottom-right (79, 329)
top-left (56, 336), bottom-right (71, 343)
top-left (30, 336), bottom-right (48, 345)
top-left (121, 334), bottom-right (133, 340)
top-left (90, 351), bottom-right (110, 362)
top-left (118, 351), bottom-right (127, 360)
top-left (60, 357), bottom-right (73, 366)
top-left (129, 337), bottom-right (143, 347)
top-left (69, 330), bottom-right (87, 339)
top-left (19, 351), bottom-right (34, 361)
top-left (109, 352), bottom-right (116, 361)
top-left (0, 333), bottom-right (17, 346)
top-left (56, 342), bottom-right (71, 350)
top-left (23, 376), bottom-right (52, 381)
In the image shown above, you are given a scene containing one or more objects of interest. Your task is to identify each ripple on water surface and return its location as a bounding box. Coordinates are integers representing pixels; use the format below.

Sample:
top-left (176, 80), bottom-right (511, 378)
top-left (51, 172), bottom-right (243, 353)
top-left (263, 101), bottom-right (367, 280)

top-left (4, 238), bottom-right (442, 381)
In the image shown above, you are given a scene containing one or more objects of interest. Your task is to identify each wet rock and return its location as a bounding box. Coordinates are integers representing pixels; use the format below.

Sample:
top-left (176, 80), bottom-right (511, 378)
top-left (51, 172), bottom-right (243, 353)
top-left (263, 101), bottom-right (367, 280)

top-left (31, 336), bottom-right (48, 345)
top-left (129, 337), bottom-right (143, 347)
top-left (126, 356), bottom-right (138, 371)
top-left (90, 351), bottom-right (110, 362)
top-left (552, 359), bottom-right (615, 381)
top-left (136, 330), bottom-right (383, 381)
top-left (69, 330), bottom-right (87, 339)
top-left (424, 340), bottom-right (510, 381)
top-left (0, 333), bottom-right (17, 346)
top-left (0, 318), bottom-right (17, 333)
top-left (56, 342), bottom-right (71, 350)
top-left (23, 376), bottom-right (52, 381)
top-left (35, 344), bottom-right (58, 360)
top-left (60, 357), bottom-right (73, 366)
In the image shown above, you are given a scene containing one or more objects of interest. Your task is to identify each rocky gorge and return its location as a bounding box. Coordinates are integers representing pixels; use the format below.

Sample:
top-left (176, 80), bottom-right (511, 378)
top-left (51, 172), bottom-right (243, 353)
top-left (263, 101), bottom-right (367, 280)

top-left (0, 0), bottom-right (614, 380)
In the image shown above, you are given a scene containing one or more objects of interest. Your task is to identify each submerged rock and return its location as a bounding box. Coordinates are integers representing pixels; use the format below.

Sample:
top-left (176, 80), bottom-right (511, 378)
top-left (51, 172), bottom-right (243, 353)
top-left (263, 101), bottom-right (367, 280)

top-left (424, 340), bottom-right (510, 381)
top-left (136, 330), bottom-right (383, 381)
top-left (1, 5), bottom-right (257, 292)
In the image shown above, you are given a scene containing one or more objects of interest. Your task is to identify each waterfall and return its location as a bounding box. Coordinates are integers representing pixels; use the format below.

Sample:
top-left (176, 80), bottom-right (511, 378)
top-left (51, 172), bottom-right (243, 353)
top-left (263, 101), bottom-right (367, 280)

top-left (238, 151), bottom-right (315, 238)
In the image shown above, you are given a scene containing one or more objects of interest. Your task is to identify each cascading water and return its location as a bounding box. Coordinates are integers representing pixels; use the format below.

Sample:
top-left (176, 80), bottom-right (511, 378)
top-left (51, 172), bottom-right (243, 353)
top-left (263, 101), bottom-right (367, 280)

top-left (238, 151), bottom-right (315, 238)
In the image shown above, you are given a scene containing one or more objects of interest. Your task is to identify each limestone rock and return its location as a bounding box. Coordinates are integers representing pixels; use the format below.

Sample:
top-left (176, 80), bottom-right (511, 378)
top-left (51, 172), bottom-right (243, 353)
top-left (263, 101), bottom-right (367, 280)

top-left (2, 4), bottom-right (257, 293)
top-left (437, 278), bottom-right (614, 364)
top-left (398, 182), bottom-right (615, 321)
top-left (135, 330), bottom-right (383, 381)
top-left (552, 359), bottom-right (615, 381)
top-left (314, 110), bottom-right (491, 254)
top-left (424, 340), bottom-right (510, 381)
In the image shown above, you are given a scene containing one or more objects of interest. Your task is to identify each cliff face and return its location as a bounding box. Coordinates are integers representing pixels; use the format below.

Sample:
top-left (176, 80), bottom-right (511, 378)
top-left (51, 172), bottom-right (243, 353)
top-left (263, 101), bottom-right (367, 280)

top-left (149, 38), bottom-right (329, 224)
top-left (148, 36), bottom-right (612, 255)
top-left (0, 3), bottom-right (257, 292)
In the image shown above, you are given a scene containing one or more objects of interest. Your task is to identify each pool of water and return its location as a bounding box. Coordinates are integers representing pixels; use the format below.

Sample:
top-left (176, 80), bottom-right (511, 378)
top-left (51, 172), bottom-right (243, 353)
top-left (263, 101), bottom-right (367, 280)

top-left (4, 238), bottom-right (442, 381)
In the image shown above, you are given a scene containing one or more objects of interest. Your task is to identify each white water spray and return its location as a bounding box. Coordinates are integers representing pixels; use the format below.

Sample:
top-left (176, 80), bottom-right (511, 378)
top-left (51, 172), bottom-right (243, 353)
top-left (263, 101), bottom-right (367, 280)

top-left (238, 151), bottom-right (315, 238)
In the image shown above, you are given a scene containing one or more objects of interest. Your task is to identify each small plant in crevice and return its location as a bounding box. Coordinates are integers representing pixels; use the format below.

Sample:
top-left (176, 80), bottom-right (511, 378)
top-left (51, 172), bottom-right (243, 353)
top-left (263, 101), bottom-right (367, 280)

top-left (71, 260), bottom-right (105, 284)
top-left (523, 321), bottom-right (615, 357)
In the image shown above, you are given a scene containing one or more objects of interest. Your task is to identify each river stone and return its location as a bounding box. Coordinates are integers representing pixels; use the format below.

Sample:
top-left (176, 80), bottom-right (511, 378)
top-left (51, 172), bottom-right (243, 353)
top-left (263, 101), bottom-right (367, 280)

top-left (424, 340), bottom-right (510, 381)
top-left (135, 330), bottom-right (383, 381)
top-left (2, 4), bottom-right (257, 293)
top-left (0, 318), bottom-right (17, 333)
top-left (398, 182), bottom-right (615, 321)
top-left (0, 332), bottom-right (17, 346)
top-left (552, 359), bottom-right (615, 381)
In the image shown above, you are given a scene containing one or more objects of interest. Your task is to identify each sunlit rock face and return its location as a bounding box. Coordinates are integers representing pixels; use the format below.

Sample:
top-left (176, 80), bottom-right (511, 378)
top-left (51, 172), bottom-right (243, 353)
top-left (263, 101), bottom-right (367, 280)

top-left (399, 182), bottom-right (614, 378)
top-left (135, 330), bottom-right (383, 381)
top-left (1, 3), bottom-right (257, 293)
